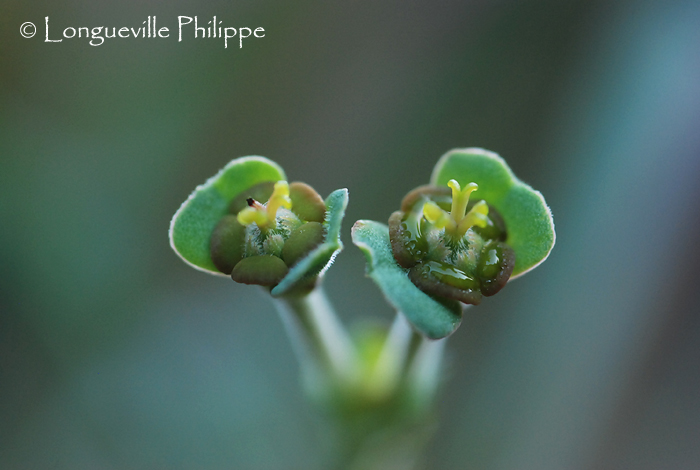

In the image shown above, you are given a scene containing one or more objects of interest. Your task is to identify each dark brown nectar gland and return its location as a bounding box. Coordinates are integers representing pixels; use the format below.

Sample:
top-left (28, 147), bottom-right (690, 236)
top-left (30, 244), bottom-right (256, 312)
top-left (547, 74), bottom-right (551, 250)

top-left (389, 210), bottom-right (428, 268)
top-left (389, 184), bottom-right (515, 305)
top-left (477, 241), bottom-right (515, 296)
top-left (409, 260), bottom-right (482, 305)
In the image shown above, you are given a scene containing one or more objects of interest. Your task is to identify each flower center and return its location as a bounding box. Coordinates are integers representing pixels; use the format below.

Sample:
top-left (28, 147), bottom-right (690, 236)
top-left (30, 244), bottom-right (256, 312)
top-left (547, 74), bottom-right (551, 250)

top-left (422, 179), bottom-right (489, 238)
top-left (236, 181), bottom-right (292, 230)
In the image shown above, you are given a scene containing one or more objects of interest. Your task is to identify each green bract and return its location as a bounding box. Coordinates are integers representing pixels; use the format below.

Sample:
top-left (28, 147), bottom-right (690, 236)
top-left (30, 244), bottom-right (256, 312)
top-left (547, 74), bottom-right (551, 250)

top-left (353, 148), bottom-right (555, 339)
top-left (169, 156), bottom-right (347, 296)
top-left (271, 188), bottom-right (347, 296)
top-left (431, 148), bottom-right (555, 277)
top-left (352, 220), bottom-right (463, 340)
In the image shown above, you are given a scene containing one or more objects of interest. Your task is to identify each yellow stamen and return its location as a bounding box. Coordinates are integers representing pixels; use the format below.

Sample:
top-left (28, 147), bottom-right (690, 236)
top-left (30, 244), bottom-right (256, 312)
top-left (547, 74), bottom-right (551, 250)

top-left (457, 200), bottom-right (489, 234)
top-left (423, 201), bottom-right (456, 231)
top-left (266, 181), bottom-right (292, 222)
top-left (236, 181), bottom-right (292, 230)
top-left (423, 181), bottom-right (490, 238)
top-left (237, 206), bottom-right (269, 227)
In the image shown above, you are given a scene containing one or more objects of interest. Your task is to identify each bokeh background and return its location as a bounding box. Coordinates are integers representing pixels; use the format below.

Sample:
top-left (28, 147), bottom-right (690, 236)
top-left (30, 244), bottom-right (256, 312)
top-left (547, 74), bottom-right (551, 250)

top-left (2, 0), bottom-right (700, 468)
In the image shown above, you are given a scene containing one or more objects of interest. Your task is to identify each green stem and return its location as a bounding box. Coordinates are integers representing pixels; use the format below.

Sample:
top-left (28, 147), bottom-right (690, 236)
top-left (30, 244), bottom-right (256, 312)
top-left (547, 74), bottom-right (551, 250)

top-left (366, 313), bottom-right (417, 399)
top-left (337, 314), bottom-right (445, 470)
top-left (274, 293), bottom-right (445, 469)
top-left (406, 335), bottom-right (446, 412)
top-left (272, 288), bottom-right (359, 390)
top-left (338, 421), bottom-right (436, 470)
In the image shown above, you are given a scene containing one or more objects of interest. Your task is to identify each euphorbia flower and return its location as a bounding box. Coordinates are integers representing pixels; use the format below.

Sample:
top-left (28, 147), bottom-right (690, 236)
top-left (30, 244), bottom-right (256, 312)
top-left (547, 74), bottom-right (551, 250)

top-left (170, 157), bottom-right (347, 296)
top-left (352, 148), bottom-right (555, 339)
top-left (388, 177), bottom-right (516, 305)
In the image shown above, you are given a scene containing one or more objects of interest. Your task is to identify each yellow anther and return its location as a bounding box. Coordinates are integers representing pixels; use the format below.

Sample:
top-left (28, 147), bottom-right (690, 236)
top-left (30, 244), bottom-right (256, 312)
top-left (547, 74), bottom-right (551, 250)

top-left (236, 181), bottom-right (292, 230)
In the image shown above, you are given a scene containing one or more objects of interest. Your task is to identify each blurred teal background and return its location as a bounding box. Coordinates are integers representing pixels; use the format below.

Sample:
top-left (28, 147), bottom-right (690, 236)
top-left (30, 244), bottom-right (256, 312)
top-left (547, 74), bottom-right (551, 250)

top-left (2, 0), bottom-right (700, 468)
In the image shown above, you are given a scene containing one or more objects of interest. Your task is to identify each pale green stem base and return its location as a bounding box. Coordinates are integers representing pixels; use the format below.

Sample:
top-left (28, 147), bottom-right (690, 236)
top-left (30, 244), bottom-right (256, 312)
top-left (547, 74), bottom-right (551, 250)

top-left (407, 334), bottom-right (447, 412)
top-left (366, 313), bottom-right (415, 399)
top-left (272, 290), bottom-right (447, 470)
top-left (272, 288), bottom-right (359, 395)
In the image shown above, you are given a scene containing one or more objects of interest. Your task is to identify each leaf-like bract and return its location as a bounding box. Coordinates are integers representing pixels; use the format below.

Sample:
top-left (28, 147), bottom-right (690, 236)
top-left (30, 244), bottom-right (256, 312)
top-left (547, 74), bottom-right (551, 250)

top-left (431, 148), bottom-right (555, 278)
top-left (169, 157), bottom-right (286, 275)
top-left (352, 220), bottom-right (463, 339)
top-left (272, 189), bottom-right (348, 296)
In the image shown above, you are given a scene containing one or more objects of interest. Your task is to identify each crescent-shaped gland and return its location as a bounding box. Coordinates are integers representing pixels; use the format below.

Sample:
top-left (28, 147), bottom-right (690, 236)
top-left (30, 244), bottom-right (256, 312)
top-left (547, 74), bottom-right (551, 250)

top-left (289, 182), bottom-right (326, 223)
top-left (400, 185), bottom-right (451, 212)
top-left (408, 261), bottom-right (483, 305)
top-left (210, 215), bottom-right (246, 274)
top-left (231, 255), bottom-right (289, 286)
top-left (478, 241), bottom-right (515, 296)
top-left (389, 211), bottom-right (426, 268)
top-left (281, 222), bottom-right (325, 267)
top-left (470, 201), bottom-right (508, 242)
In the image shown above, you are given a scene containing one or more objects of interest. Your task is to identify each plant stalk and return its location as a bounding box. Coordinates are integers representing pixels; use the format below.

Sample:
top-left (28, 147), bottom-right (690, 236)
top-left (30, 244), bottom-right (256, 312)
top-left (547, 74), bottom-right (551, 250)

top-left (272, 287), bottom-right (359, 389)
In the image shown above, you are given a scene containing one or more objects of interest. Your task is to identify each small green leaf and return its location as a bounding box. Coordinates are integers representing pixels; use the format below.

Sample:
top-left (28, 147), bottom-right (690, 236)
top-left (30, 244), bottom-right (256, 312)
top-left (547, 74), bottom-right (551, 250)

top-left (351, 220), bottom-right (463, 340)
top-left (431, 148), bottom-right (555, 278)
top-left (169, 157), bottom-right (286, 275)
top-left (271, 189), bottom-right (349, 297)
